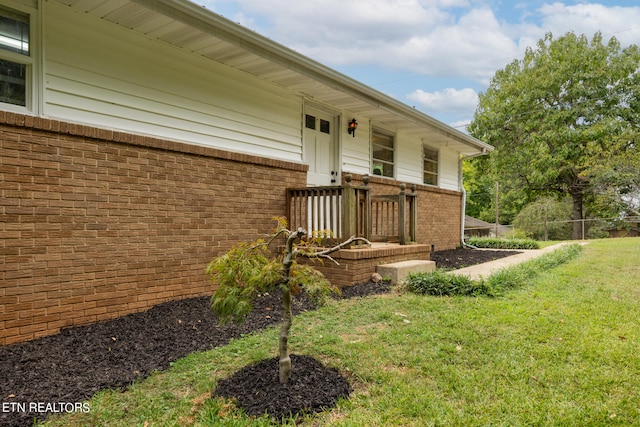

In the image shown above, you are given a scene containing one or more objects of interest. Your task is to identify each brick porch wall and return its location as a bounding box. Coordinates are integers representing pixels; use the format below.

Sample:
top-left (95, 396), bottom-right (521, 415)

top-left (306, 173), bottom-right (462, 287)
top-left (311, 244), bottom-right (432, 287)
top-left (0, 112), bottom-right (308, 346)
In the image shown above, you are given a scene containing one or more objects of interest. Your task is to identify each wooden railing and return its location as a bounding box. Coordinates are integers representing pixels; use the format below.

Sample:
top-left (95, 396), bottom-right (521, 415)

top-left (287, 176), bottom-right (417, 245)
top-left (286, 175), bottom-right (370, 242)
top-left (370, 183), bottom-right (417, 244)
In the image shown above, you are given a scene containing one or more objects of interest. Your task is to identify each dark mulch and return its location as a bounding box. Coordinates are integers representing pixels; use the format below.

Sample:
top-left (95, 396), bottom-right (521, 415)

top-left (213, 354), bottom-right (352, 421)
top-left (430, 247), bottom-right (521, 270)
top-left (0, 248), bottom-right (516, 427)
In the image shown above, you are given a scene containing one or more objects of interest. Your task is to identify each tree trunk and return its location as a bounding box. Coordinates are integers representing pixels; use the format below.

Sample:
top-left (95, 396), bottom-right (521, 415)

top-left (276, 228), bottom-right (368, 384)
top-left (279, 286), bottom-right (292, 384)
top-left (278, 229), bottom-right (301, 384)
top-left (571, 191), bottom-right (583, 240)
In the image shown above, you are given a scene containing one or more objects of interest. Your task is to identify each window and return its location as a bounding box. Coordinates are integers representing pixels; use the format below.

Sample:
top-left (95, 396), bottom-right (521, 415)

top-left (423, 146), bottom-right (438, 186)
top-left (319, 118), bottom-right (330, 134)
top-left (372, 130), bottom-right (394, 177)
top-left (306, 114), bottom-right (331, 134)
top-left (305, 114), bottom-right (316, 130)
top-left (0, 5), bottom-right (31, 108)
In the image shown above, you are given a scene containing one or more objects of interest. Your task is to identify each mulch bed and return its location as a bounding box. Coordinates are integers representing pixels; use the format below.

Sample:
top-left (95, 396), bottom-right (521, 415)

top-left (0, 248), bottom-right (518, 426)
top-left (430, 247), bottom-right (521, 270)
top-left (213, 354), bottom-right (353, 421)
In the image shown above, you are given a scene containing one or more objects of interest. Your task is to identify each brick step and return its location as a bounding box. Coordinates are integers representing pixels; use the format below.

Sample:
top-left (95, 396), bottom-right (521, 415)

top-left (376, 260), bottom-right (435, 284)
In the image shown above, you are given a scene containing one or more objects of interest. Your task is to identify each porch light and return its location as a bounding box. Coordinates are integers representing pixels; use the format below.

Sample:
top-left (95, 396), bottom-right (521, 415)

top-left (347, 118), bottom-right (358, 137)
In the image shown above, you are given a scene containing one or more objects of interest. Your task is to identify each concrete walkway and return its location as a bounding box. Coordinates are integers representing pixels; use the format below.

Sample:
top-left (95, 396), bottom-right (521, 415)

top-left (450, 241), bottom-right (589, 280)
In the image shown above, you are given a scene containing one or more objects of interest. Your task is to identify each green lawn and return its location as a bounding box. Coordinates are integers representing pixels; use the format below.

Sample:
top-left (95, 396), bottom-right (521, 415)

top-left (537, 239), bottom-right (565, 248)
top-left (42, 238), bottom-right (640, 426)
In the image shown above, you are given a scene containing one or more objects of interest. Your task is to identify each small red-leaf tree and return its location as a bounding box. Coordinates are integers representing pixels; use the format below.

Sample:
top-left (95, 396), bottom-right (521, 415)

top-left (206, 217), bottom-right (369, 384)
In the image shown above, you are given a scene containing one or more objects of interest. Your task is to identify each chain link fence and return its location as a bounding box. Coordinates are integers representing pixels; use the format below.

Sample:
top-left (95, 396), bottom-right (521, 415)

top-left (467, 217), bottom-right (640, 241)
top-left (502, 217), bottom-right (640, 241)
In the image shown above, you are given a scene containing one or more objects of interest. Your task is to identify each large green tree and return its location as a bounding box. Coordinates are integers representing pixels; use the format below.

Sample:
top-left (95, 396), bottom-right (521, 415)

top-left (468, 32), bottom-right (640, 238)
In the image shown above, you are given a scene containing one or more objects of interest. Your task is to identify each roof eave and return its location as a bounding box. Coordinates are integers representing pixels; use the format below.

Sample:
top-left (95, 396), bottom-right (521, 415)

top-left (132, 0), bottom-right (493, 155)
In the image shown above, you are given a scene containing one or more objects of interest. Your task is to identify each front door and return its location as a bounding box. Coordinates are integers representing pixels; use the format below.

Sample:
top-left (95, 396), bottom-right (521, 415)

top-left (303, 107), bottom-right (339, 186)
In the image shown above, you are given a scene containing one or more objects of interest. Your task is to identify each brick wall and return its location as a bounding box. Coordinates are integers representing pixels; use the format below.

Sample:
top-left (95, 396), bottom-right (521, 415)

top-left (1, 113), bottom-right (465, 346)
top-left (0, 112), bottom-right (308, 346)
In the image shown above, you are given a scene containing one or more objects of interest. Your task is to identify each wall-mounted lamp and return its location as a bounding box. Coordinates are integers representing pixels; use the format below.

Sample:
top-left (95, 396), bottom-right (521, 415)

top-left (347, 118), bottom-right (358, 138)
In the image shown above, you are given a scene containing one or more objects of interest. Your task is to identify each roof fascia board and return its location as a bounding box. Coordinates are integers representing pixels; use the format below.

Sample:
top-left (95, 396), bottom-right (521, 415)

top-left (131, 0), bottom-right (492, 153)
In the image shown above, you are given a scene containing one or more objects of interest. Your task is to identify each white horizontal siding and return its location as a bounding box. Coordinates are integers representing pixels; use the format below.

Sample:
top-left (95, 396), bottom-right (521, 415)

top-left (396, 132), bottom-right (422, 184)
top-left (341, 115), bottom-right (371, 175)
top-left (438, 148), bottom-right (460, 191)
top-left (43, 1), bottom-right (303, 162)
top-left (342, 124), bottom-right (462, 191)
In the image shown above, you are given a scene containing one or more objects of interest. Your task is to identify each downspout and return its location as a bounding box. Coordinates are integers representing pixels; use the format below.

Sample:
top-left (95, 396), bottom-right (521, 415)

top-left (459, 149), bottom-right (487, 249)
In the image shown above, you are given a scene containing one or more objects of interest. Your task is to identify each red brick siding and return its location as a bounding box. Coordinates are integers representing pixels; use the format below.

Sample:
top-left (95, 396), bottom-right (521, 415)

top-left (0, 112), bottom-right (308, 345)
top-left (1, 112), bottom-right (464, 346)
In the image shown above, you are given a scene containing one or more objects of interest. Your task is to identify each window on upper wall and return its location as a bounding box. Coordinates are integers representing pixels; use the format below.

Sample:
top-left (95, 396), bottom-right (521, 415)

top-left (0, 5), bottom-right (31, 108)
top-left (372, 130), bottom-right (395, 178)
top-left (423, 145), bottom-right (439, 186)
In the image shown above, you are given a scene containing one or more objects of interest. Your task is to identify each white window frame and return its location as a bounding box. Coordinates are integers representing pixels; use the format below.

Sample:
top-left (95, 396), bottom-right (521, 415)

top-left (423, 144), bottom-right (439, 186)
top-left (371, 128), bottom-right (395, 178)
top-left (0, 0), bottom-right (38, 114)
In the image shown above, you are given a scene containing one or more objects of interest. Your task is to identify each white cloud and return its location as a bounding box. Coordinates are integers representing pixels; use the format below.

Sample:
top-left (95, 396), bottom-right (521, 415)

top-left (538, 3), bottom-right (640, 47)
top-left (238, 2), bottom-right (522, 85)
top-left (240, 0), bottom-right (445, 44)
top-left (398, 8), bottom-right (520, 82)
top-left (449, 119), bottom-right (472, 130)
top-left (203, 1), bottom-right (640, 85)
top-left (407, 87), bottom-right (478, 113)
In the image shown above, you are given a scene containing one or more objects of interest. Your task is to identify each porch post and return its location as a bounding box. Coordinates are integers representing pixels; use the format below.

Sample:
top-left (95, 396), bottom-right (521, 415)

top-left (362, 174), bottom-right (371, 240)
top-left (342, 174), bottom-right (356, 240)
top-left (398, 183), bottom-right (407, 244)
top-left (410, 184), bottom-right (417, 243)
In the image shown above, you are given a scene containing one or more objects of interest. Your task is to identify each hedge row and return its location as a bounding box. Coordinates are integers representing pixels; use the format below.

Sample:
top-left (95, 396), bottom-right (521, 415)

top-left (465, 237), bottom-right (540, 250)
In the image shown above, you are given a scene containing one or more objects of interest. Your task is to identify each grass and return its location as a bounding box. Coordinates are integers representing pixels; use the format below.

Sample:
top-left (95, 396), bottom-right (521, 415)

top-left (484, 243), bottom-right (583, 294)
top-left (41, 238), bottom-right (640, 426)
top-left (537, 239), bottom-right (566, 248)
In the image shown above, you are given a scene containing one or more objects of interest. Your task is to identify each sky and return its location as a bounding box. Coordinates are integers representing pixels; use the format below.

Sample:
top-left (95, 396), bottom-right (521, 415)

top-left (196, 0), bottom-right (640, 130)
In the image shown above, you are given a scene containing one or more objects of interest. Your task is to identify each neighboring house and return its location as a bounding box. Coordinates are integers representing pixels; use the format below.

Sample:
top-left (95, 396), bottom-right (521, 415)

top-left (606, 218), bottom-right (640, 238)
top-left (464, 216), bottom-right (511, 238)
top-left (464, 216), bottom-right (493, 237)
top-left (0, 0), bottom-right (493, 345)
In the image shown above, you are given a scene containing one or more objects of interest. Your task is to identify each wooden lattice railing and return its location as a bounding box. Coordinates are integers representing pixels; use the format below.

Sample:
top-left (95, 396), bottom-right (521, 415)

top-left (370, 183), bottom-right (417, 244)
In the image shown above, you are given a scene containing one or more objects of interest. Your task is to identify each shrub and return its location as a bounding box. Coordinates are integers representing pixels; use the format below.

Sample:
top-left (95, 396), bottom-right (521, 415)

top-left (513, 197), bottom-right (573, 240)
top-left (206, 217), bottom-right (368, 384)
top-left (465, 236), bottom-right (540, 250)
top-left (405, 270), bottom-right (493, 297)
